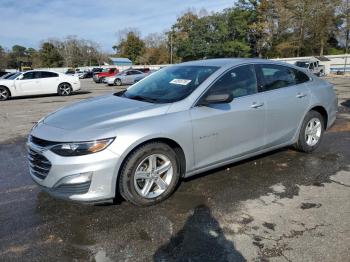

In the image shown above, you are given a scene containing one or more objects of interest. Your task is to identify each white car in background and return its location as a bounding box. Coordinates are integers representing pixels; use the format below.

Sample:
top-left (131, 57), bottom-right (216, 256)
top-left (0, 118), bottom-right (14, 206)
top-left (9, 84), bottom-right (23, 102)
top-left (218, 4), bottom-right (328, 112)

top-left (0, 70), bottom-right (80, 101)
top-left (105, 69), bottom-right (146, 86)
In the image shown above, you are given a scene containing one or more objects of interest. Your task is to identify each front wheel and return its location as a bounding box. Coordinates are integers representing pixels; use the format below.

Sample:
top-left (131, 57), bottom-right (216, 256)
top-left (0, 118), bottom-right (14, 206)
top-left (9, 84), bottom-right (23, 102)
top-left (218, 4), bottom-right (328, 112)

top-left (58, 83), bottom-right (72, 96)
top-left (119, 142), bottom-right (180, 206)
top-left (295, 110), bottom-right (324, 153)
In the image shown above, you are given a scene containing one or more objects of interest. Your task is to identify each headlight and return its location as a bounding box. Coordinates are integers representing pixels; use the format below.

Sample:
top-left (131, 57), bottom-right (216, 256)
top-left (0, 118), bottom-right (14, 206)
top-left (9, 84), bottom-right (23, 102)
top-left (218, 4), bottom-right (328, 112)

top-left (50, 138), bottom-right (114, 156)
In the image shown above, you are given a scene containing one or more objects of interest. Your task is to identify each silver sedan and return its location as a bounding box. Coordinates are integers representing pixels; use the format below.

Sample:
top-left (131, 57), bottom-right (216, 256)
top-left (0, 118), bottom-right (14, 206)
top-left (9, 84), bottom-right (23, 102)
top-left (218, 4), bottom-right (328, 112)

top-left (105, 69), bottom-right (146, 86)
top-left (28, 58), bottom-right (337, 206)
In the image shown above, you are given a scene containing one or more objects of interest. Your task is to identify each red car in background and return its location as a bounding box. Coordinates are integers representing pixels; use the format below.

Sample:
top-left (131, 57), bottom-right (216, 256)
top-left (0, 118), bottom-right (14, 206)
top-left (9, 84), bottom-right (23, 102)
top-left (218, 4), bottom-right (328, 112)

top-left (93, 68), bottom-right (119, 83)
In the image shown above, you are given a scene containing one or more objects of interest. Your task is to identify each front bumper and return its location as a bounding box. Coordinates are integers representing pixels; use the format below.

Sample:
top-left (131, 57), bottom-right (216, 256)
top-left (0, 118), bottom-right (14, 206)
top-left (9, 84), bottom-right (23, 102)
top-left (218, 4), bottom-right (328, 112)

top-left (93, 76), bottom-right (100, 83)
top-left (27, 140), bottom-right (120, 203)
top-left (72, 81), bottom-right (81, 91)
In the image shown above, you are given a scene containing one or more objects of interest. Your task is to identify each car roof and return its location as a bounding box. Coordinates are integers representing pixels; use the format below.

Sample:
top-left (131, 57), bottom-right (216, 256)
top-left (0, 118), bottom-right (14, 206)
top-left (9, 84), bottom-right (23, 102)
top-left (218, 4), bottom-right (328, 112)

top-left (178, 58), bottom-right (296, 68)
top-left (25, 70), bottom-right (61, 74)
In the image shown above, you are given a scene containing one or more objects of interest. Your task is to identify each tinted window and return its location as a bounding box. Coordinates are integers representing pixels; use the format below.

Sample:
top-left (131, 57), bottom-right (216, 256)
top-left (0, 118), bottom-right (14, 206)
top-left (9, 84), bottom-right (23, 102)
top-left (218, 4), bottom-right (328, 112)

top-left (205, 65), bottom-right (257, 99)
top-left (293, 69), bottom-right (310, 84)
top-left (295, 61), bottom-right (309, 68)
top-left (40, 71), bottom-right (58, 78)
top-left (22, 72), bottom-right (36, 80)
top-left (259, 64), bottom-right (299, 91)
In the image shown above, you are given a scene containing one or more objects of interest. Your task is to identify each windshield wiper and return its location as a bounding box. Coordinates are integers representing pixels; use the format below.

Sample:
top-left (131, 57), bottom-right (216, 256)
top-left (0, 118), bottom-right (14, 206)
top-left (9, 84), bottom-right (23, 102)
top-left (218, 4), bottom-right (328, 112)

top-left (127, 95), bottom-right (158, 103)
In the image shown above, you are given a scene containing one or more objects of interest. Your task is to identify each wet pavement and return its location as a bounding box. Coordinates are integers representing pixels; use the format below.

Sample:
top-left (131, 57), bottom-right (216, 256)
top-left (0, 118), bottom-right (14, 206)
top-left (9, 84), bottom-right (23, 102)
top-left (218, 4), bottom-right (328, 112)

top-left (0, 78), bottom-right (350, 261)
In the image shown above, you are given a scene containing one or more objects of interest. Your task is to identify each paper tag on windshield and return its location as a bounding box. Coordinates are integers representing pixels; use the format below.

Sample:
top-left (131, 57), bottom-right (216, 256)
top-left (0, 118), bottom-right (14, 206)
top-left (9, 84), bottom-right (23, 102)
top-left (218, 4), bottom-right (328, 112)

top-left (170, 79), bottom-right (191, 86)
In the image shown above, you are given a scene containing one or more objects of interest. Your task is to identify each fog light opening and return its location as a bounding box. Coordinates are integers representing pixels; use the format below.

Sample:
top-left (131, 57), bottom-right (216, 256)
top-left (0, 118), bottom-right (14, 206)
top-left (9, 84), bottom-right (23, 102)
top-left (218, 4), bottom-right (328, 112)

top-left (54, 172), bottom-right (92, 188)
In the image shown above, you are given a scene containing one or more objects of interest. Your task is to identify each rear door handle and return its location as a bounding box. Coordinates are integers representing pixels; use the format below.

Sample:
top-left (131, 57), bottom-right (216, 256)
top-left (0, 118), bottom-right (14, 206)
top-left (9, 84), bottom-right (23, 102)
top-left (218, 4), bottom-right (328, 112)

top-left (250, 102), bottom-right (264, 109)
top-left (296, 93), bottom-right (307, 98)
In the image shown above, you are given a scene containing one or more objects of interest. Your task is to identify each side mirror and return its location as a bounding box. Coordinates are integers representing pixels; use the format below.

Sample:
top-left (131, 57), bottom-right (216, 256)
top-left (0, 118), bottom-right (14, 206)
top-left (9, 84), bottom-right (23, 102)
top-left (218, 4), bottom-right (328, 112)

top-left (17, 75), bottom-right (23, 80)
top-left (198, 92), bottom-right (233, 106)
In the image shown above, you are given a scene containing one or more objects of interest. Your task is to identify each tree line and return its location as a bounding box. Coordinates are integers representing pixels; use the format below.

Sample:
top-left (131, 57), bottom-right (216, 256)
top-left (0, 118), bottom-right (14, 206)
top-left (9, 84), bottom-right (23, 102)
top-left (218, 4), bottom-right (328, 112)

top-left (1, 0), bottom-right (349, 69)
top-left (0, 36), bottom-right (109, 70)
top-left (115, 0), bottom-right (350, 64)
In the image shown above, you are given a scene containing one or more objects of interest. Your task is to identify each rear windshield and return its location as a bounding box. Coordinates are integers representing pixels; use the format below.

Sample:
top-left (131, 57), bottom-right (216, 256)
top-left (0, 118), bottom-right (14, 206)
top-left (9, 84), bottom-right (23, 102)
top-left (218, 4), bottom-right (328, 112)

top-left (7, 72), bottom-right (21, 80)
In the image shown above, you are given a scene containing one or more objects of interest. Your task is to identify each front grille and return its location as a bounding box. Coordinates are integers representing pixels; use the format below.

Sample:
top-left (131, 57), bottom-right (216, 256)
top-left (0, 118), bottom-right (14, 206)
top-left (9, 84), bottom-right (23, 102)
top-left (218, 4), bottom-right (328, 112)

top-left (28, 148), bottom-right (51, 180)
top-left (30, 136), bottom-right (57, 147)
top-left (54, 181), bottom-right (91, 195)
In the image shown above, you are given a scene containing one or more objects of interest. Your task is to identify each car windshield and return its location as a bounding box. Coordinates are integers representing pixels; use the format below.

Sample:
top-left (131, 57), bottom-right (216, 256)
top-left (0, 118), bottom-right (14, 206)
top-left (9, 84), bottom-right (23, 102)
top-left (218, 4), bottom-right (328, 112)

top-left (7, 72), bottom-right (21, 80)
top-left (295, 62), bottom-right (309, 68)
top-left (121, 65), bottom-right (219, 103)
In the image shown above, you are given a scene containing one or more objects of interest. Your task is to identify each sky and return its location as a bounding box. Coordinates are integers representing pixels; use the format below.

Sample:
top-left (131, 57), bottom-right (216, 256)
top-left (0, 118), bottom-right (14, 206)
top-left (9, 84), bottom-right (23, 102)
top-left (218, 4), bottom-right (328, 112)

top-left (0, 0), bottom-right (235, 52)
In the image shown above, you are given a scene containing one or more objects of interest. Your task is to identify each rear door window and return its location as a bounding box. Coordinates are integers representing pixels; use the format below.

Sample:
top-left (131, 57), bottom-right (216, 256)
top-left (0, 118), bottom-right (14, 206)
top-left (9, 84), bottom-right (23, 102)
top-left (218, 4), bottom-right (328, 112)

top-left (40, 71), bottom-right (59, 78)
top-left (293, 69), bottom-right (310, 84)
top-left (258, 64), bottom-right (298, 91)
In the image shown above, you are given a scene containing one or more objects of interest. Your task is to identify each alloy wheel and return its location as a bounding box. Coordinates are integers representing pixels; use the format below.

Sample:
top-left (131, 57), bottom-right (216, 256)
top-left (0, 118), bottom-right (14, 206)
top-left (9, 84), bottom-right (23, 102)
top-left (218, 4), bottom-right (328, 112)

top-left (133, 154), bottom-right (173, 199)
top-left (0, 87), bottom-right (9, 101)
top-left (59, 84), bottom-right (71, 95)
top-left (305, 118), bottom-right (322, 146)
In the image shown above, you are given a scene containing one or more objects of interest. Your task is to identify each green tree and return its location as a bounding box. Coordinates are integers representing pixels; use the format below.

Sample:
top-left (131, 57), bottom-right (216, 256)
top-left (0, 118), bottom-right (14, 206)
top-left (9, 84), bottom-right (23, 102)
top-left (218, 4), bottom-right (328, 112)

top-left (114, 30), bottom-right (145, 64)
top-left (7, 45), bottom-right (28, 68)
top-left (170, 8), bottom-right (252, 61)
top-left (0, 45), bottom-right (7, 70)
top-left (39, 42), bottom-right (64, 67)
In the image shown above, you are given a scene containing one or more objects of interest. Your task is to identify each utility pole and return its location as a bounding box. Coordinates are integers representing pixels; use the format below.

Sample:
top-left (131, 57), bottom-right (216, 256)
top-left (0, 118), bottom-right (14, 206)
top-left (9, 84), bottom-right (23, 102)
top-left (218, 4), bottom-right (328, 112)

top-left (344, 0), bottom-right (349, 74)
top-left (170, 33), bottom-right (173, 64)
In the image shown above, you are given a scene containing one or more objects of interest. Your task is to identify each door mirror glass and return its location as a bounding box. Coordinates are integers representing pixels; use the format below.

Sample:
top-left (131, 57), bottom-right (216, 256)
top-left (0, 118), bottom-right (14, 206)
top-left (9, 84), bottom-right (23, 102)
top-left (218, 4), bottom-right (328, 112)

top-left (199, 92), bottom-right (233, 106)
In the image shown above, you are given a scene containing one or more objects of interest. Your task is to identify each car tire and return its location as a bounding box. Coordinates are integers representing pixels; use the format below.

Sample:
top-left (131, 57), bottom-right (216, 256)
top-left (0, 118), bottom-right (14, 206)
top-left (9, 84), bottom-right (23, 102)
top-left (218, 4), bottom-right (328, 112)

top-left (0, 86), bottom-right (10, 101)
top-left (295, 110), bottom-right (324, 153)
top-left (114, 79), bottom-right (122, 86)
top-left (57, 83), bottom-right (72, 96)
top-left (119, 142), bottom-right (181, 206)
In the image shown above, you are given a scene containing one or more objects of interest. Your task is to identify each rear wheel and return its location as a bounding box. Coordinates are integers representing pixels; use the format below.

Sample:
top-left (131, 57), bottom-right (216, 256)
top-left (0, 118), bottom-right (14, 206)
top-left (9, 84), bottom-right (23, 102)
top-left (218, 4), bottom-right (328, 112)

top-left (119, 142), bottom-right (180, 206)
top-left (295, 110), bottom-right (324, 153)
top-left (58, 83), bottom-right (72, 96)
top-left (0, 86), bottom-right (10, 101)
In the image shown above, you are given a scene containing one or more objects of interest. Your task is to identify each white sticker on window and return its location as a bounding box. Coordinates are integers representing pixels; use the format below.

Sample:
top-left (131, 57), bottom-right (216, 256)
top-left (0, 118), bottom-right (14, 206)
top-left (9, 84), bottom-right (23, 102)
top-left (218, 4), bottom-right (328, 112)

top-left (169, 79), bottom-right (192, 85)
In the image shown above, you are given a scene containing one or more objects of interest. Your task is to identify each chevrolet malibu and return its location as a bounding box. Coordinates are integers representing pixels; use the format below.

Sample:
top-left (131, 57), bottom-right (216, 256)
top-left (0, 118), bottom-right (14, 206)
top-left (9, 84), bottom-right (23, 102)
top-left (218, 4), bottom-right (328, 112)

top-left (0, 70), bottom-right (80, 101)
top-left (27, 59), bottom-right (337, 206)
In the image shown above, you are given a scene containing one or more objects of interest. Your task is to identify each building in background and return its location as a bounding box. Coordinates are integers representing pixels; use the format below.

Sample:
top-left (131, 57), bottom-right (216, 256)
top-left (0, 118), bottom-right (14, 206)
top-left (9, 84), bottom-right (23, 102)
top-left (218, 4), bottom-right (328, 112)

top-left (109, 57), bottom-right (132, 66)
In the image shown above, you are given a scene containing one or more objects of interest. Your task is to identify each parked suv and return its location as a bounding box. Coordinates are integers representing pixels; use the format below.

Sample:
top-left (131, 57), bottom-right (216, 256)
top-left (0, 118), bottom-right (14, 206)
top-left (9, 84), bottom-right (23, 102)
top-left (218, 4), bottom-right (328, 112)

top-left (28, 59), bottom-right (337, 206)
top-left (295, 59), bottom-right (325, 76)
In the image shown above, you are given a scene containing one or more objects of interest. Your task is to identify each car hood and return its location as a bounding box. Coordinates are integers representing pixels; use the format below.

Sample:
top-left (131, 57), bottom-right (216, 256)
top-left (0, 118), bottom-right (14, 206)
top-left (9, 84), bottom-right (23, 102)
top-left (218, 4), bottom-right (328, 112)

top-left (31, 95), bottom-right (170, 141)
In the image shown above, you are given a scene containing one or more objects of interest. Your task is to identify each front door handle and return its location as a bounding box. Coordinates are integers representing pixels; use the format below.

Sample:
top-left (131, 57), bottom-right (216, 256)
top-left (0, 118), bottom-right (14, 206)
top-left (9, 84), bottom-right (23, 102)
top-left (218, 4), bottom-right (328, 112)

top-left (250, 102), bottom-right (264, 109)
top-left (296, 93), bottom-right (307, 98)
